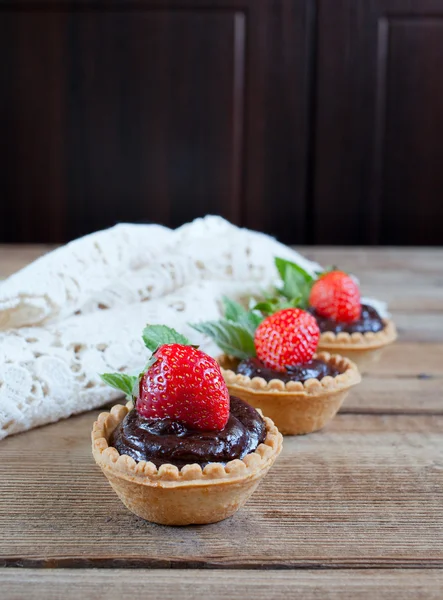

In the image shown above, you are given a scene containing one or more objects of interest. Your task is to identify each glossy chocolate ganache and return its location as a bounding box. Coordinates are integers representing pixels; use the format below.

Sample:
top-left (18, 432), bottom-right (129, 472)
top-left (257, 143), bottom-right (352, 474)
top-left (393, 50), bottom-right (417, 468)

top-left (308, 303), bottom-right (384, 334)
top-left (110, 396), bottom-right (266, 469)
top-left (237, 357), bottom-right (340, 383)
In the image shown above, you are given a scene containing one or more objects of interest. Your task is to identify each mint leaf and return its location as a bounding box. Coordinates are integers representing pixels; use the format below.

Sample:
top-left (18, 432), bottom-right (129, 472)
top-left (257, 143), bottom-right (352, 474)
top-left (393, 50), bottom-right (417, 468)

top-left (254, 296), bottom-right (303, 315)
top-left (275, 257), bottom-right (314, 285)
top-left (191, 320), bottom-right (256, 360)
top-left (281, 266), bottom-right (304, 300)
top-left (253, 301), bottom-right (276, 315)
top-left (274, 257), bottom-right (315, 307)
top-left (100, 372), bottom-right (138, 399)
top-left (142, 325), bottom-right (191, 353)
top-left (222, 296), bottom-right (247, 322)
top-left (238, 310), bottom-right (263, 335)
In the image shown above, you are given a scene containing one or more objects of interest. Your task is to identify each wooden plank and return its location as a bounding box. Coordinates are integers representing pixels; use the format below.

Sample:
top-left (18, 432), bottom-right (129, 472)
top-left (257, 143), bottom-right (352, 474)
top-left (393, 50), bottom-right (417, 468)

top-left (339, 343), bottom-right (443, 414)
top-left (1, 569), bottom-right (443, 600)
top-left (393, 314), bottom-right (443, 343)
top-left (299, 247), bottom-right (443, 274)
top-left (0, 410), bottom-right (441, 569)
top-left (343, 376), bottom-right (443, 414)
top-left (366, 343), bottom-right (443, 376)
top-left (367, 289), bottom-right (443, 314)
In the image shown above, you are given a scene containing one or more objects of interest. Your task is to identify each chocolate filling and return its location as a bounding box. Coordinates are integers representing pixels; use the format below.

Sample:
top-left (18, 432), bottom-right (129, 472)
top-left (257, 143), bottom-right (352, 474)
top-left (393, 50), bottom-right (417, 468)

top-left (110, 396), bottom-right (266, 469)
top-left (236, 357), bottom-right (340, 383)
top-left (308, 303), bottom-right (385, 334)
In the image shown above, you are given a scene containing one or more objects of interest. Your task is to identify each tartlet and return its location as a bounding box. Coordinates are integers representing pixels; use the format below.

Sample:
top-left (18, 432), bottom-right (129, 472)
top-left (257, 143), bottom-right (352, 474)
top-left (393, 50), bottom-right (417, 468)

top-left (316, 319), bottom-right (397, 372)
top-left (218, 351), bottom-right (360, 435)
top-left (92, 401), bottom-right (282, 525)
top-left (192, 306), bottom-right (362, 435)
top-left (92, 324), bottom-right (282, 526)
top-left (266, 259), bottom-right (397, 372)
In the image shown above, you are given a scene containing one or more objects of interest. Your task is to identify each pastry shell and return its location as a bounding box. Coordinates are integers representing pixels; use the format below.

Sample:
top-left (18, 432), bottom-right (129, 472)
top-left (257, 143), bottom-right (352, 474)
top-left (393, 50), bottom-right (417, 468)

top-left (92, 403), bottom-right (283, 526)
top-left (317, 319), bottom-right (397, 372)
top-left (219, 352), bottom-right (361, 436)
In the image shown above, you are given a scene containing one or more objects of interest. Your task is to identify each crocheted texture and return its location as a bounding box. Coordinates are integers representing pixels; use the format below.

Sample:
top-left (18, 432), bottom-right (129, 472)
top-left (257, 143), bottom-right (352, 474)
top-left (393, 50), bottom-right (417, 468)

top-left (0, 217), bottom-right (321, 439)
top-left (0, 217), bottom-right (318, 330)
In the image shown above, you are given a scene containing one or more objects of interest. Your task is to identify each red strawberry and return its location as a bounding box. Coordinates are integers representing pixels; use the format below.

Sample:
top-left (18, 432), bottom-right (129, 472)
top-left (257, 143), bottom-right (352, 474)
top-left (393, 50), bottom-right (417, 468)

top-left (136, 344), bottom-right (230, 431)
top-left (254, 308), bottom-right (320, 372)
top-left (309, 270), bottom-right (361, 323)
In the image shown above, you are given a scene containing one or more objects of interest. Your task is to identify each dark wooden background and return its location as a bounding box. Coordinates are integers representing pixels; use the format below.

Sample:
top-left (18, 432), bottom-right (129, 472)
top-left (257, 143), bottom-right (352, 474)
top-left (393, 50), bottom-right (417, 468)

top-left (1, 0), bottom-right (443, 245)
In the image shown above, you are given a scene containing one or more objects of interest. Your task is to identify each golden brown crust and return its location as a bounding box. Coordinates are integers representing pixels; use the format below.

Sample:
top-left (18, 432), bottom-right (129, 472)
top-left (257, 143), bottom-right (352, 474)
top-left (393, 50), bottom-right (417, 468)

top-left (318, 319), bottom-right (397, 351)
top-left (218, 352), bottom-right (361, 435)
top-left (92, 403), bottom-right (283, 489)
top-left (218, 351), bottom-right (361, 397)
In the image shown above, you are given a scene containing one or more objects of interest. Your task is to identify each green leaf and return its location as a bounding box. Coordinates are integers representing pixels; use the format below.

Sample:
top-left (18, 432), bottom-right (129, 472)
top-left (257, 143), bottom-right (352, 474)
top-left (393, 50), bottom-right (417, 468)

top-left (190, 320), bottom-right (256, 360)
top-left (142, 325), bottom-right (190, 353)
top-left (132, 376), bottom-right (142, 398)
top-left (253, 301), bottom-right (276, 315)
top-left (274, 257), bottom-right (315, 307)
top-left (261, 288), bottom-right (279, 301)
top-left (289, 296), bottom-right (303, 307)
top-left (281, 267), bottom-right (303, 300)
top-left (274, 257), bottom-right (314, 285)
top-left (100, 372), bottom-right (138, 399)
top-left (238, 310), bottom-right (263, 336)
top-left (254, 295), bottom-right (304, 315)
top-left (222, 296), bottom-right (247, 322)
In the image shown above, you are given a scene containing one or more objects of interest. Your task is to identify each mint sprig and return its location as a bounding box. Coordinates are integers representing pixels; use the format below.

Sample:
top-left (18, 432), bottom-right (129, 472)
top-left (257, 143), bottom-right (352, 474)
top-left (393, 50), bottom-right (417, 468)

top-left (100, 372), bottom-right (138, 400)
top-left (100, 324), bottom-right (194, 398)
top-left (238, 310), bottom-right (262, 336)
top-left (191, 260), bottom-right (318, 358)
top-left (253, 296), bottom-right (301, 316)
top-left (142, 325), bottom-right (191, 353)
top-left (274, 257), bottom-right (314, 308)
top-left (221, 296), bottom-right (247, 321)
top-left (190, 296), bottom-right (263, 359)
top-left (191, 320), bottom-right (256, 360)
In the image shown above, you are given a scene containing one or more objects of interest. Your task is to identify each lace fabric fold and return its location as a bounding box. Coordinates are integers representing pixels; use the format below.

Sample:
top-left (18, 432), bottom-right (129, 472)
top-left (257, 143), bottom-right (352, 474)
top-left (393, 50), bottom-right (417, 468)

top-left (0, 217), bottom-right (321, 439)
top-left (0, 217), bottom-right (319, 330)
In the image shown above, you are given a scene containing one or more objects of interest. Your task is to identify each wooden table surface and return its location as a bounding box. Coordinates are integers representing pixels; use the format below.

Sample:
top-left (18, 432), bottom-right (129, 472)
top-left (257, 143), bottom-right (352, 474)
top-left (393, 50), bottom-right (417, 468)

top-left (0, 246), bottom-right (442, 599)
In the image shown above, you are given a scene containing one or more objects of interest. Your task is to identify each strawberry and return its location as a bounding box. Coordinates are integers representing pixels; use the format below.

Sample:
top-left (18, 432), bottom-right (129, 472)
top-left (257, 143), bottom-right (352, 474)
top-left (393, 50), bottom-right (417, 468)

top-left (137, 343), bottom-right (230, 431)
top-left (254, 308), bottom-right (320, 372)
top-left (309, 270), bottom-right (361, 323)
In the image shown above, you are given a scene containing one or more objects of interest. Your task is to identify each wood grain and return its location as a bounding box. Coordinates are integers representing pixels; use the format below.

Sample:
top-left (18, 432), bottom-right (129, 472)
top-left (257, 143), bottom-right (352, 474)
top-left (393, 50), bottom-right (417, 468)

top-left (0, 410), bottom-right (441, 569)
top-left (0, 246), bottom-right (442, 590)
top-left (2, 569), bottom-right (443, 600)
top-left (343, 376), bottom-right (443, 414)
top-left (366, 343), bottom-right (443, 376)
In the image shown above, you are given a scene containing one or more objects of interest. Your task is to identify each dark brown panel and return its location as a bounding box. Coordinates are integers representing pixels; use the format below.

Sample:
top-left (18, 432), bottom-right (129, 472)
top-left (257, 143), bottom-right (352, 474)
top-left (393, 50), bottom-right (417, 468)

top-left (0, 11), bottom-right (67, 243)
top-left (315, 0), bottom-right (443, 245)
top-left (313, 0), bottom-right (358, 244)
top-left (378, 17), bottom-right (443, 244)
top-left (0, 0), bottom-right (314, 244)
top-left (244, 0), bottom-right (313, 244)
top-left (0, 6), bottom-right (245, 242)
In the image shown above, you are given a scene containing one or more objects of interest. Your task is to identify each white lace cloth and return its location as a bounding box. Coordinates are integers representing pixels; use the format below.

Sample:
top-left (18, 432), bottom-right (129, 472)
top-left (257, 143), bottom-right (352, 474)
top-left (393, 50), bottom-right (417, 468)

top-left (0, 217), bottom-right (321, 439)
